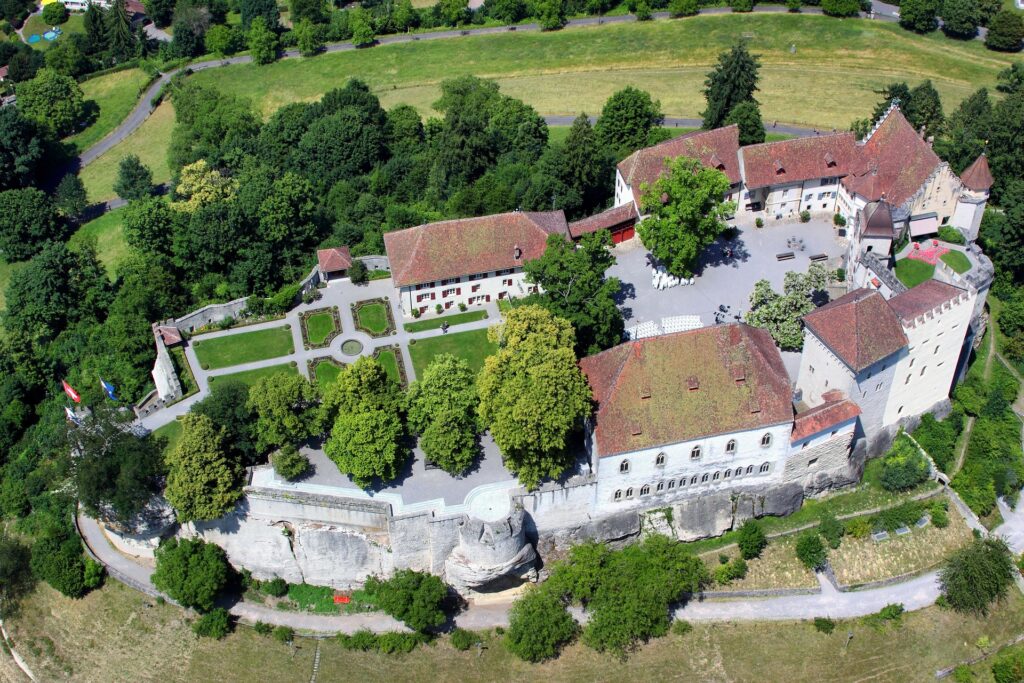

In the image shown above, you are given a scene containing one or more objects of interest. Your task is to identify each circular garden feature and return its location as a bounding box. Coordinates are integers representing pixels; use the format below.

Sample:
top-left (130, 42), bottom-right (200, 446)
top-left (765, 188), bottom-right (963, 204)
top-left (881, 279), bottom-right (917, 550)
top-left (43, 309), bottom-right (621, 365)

top-left (341, 339), bottom-right (364, 356)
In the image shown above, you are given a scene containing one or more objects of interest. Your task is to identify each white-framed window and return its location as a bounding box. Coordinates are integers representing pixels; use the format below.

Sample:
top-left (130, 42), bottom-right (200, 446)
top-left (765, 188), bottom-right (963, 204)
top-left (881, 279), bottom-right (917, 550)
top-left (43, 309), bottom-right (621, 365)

top-left (640, 484), bottom-right (650, 496)
top-left (691, 475), bottom-right (698, 485)
top-left (656, 481), bottom-right (664, 492)
top-left (655, 452), bottom-right (666, 466)
top-left (690, 446), bottom-right (702, 460)
top-left (713, 471), bottom-right (720, 481)
top-left (701, 473), bottom-right (709, 483)
top-left (667, 480), bottom-right (675, 490)
top-left (726, 439), bottom-right (737, 454)
top-left (760, 433), bottom-right (772, 448)
top-left (746, 465), bottom-right (754, 474)
top-left (619, 460), bottom-right (630, 474)
top-left (625, 487), bottom-right (634, 499)
top-left (613, 490), bottom-right (622, 501)
top-left (724, 469), bottom-right (731, 478)
top-left (760, 462), bottom-right (770, 473)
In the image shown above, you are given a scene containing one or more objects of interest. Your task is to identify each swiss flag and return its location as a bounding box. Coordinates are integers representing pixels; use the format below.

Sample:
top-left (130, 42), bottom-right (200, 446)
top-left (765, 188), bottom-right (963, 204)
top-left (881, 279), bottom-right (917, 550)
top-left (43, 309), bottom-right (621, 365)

top-left (62, 380), bottom-right (81, 404)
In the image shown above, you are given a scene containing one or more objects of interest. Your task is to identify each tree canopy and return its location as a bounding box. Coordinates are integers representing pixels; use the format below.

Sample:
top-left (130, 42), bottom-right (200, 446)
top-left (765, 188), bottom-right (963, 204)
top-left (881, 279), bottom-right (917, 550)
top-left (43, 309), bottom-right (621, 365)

top-left (14, 68), bottom-right (88, 137)
top-left (745, 264), bottom-right (830, 350)
top-left (164, 413), bottom-right (242, 522)
top-left (407, 354), bottom-right (480, 475)
top-left (248, 373), bottom-right (320, 453)
top-left (365, 569), bottom-right (449, 632)
top-left (701, 42), bottom-right (761, 130)
top-left (899, 0), bottom-right (940, 32)
top-left (152, 537), bottom-right (231, 611)
top-left (0, 187), bottom-right (66, 262)
top-left (594, 86), bottom-right (664, 156)
top-left (940, 537), bottom-right (1015, 616)
top-left (114, 155), bottom-right (155, 201)
top-left (637, 156), bottom-right (736, 278)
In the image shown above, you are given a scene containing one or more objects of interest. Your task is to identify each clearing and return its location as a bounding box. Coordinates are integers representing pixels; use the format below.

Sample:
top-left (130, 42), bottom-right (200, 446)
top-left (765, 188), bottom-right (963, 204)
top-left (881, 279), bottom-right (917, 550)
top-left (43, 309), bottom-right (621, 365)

top-left (409, 328), bottom-right (497, 376)
top-left (68, 206), bottom-right (130, 278)
top-left (192, 326), bottom-right (295, 370)
top-left (68, 68), bottom-right (151, 152)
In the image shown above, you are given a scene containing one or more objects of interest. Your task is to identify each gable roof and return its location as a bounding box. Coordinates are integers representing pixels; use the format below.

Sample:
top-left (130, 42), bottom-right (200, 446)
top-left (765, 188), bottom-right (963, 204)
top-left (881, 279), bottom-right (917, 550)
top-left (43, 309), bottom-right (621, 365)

top-left (960, 154), bottom-right (994, 192)
top-left (842, 108), bottom-right (942, 206)
top-left (802, 289), bottom-right (908, 372)
top-left (155, 325), bottom-right (183, 346)
top-left (384, 211), bottom-right (569, 287)
top-left (791, 393), bottom-right (861, 442)
top-left (317, 246), bottom-right (352, 273)
top-left (888, 279), bottom-right (966, 322)
top-left (740, 132), bottom-right (858, 190)
top-left (617, 126), bottom-right (742, 192)
top-left (568, 203), bottom-right (638, 239)
top-left (579, 323), bottom-right (793, 458)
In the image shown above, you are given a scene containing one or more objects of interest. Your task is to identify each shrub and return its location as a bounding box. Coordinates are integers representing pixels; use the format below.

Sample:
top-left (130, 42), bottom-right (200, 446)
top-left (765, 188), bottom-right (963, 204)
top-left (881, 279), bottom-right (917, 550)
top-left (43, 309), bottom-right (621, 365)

top-left (938, 226), bottom-right (966, 244)
top-left (364, 570), bottom-right (449, 632)
top-left (845, 516), bottom-right (872, 538)
top-left (505, 587), bottom-right (578, 663)
top-left (818, 512), bottom-right (845, 549)
top-left (755, 217), bottom-right (764, 228)
top-left (728, 557), bottom-right (748, 580)
top-left (450, 628), bottom-right (478, 651)
top-left (730, 0), bottom-right (753, 11)
top-left (930, 502), bottom-right (950, 528)
top-left (152, 538), bottom-right (230, 612)
top-left (878, 603), bottom-right (904, 621)
top-left (834, 267), bottom-right (846, 282)
top-left (458, 302), bottom-right (467, 312)
top-left (718, 553), bottom-right (729, 565)
top-left (348, 259), bottom-right (368, 284)
top-left (193, 608), bottom-right (232, 639)
top-left (879, 436), bottom-right (930, 491)
top-left (272, 445), bottom-right (311, 481)
top-left (821, 0), bottom-right (860, 15)
top-left (714, 563), bottom-right (734, 586)
top-left (261, 576), bottom-right (289, 597)
top-left (787, 0), bottom-right (802, 11)
top-left (912, 411), bottom-right (964, 473)
top-left (376, 632), bottom-right (421, 654)
top-left (339, 629), bottom-right (379, 651)
top-left (412, 308), bottom-right (421, 318)
top-left (672, 619), bottom-right (693, 636)
top-left (634, 0), bottom-right (652, 19)
top-left (435, 304), bottom-right (443, 315)
top-left (813, 616), bottom-right (835, 634)
top-left (272, 626), bottom-right (294, 644)
top-left (737, 519), bottom-right (768, 560)
top-left (985, 10), bottom-right (1024, 51)
top-left (254, 621), bottom-right (273, 635)
top-left (993, 645), bottom-right (1024, 683)
top-left (83, 557), bottom-right (105, 589)
top-left (872, 501), bottom-right (925, 532)
top-left (669, 0), bottom-right (698, 15)
top-left (799, 210), bottom-right (811, 223)
top-left (30, 532), bottom-right (87, 599)
top-left (41, 3), bottom-right (69, 24)
top-left (833, 213), bottom-right (847, 227)
top-left (940, 538), bottom-right (1015, 616)
top-left (795, 532), bottom-right (827, 570)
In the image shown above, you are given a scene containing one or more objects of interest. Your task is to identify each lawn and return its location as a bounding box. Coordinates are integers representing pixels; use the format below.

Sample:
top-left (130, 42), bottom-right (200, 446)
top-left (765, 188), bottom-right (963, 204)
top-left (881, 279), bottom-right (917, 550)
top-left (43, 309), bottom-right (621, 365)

top-left (374, 347), bottom-right (402, 384)
top-left (403, 309), bottom-right (488, 333)
top-left (67, 205), bottom-right (130, 278)
top-left (21, 12), bottom-right (84, 50)
top-left (895, 258), bottom-right (936, 288)
top-left (409, 328), bottom-right (497, 376)
top-left (80, 101), bottom-right (175, 203)
top-left (314, 359), bottom-right (344, 384)
top-left (941, 250), bottom-right (972, 274)
top-left (206, 362), bottom-right (297, 386)
top-left (152, 418), bottom-right (183, 455)
top-left (189, 15), bottom-right (1016, 130)
top-left (303, 310), bottom-right (337, 345)
top-left (67, 68), bottom-right (151, 152)
top-left (192, 326), bottom-right (294, 369)
top-left (354, 301), bottom-right (392, 336)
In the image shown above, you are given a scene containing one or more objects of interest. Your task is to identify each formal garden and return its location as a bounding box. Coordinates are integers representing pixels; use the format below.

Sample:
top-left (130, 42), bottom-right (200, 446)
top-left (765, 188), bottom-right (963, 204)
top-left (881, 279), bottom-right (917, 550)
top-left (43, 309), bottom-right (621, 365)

top-left (353, 298), bottom-right (396, 337)
top-left (192, 326), bottom-right (295, 370)
top-left (310, 357), bottom-right (346, 385)
top-left (300, 307), bottom-right (342, 349)
top-left (409, 328), bottom-right (498, 376)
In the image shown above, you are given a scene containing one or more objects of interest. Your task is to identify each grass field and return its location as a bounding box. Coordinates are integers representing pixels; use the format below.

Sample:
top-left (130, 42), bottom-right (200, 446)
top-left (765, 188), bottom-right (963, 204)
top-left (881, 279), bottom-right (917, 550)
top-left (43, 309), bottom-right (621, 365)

top-left (80, 101), bottom-right (175, 203)
top-left (8, 580), bottom-right (1024, 683)
top-left (409, 328), bottom-right (497, 376)
top-left (67, 206), bottom-right (129, 278)
top-left (895, 258), bottom-right (936, 288)
top-left (67, 68), bottom-right (151, 152)
top-left (941, 250), bottom-right (972, 274)
top-left (354, 301), bottom-right (391, 336)
top-left (702, 533), bottom-right (818, 591)
top-left (21, 13), bottom-right (84, 50)
top-left (193, 326), bottom-right (294, 369)
top-left (152, 418), bottom-right (184, 455)
top-left (403, 309), bottom-right (488, 333)
top-left (206, 362), bottom-right (297, 386)
top-left (303, 311), bottom-right (337, 345)
top-left (314, 359), bottom-right (344, 384)
top-left (188, 15), bottom-right (1015, 130)
top-left (374, 347), bottom-right (402, 384)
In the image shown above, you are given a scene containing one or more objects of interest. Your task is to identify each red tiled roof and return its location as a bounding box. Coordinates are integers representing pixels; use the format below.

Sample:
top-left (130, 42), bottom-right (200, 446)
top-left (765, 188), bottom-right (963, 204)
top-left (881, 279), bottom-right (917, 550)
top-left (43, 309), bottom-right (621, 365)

top-left (0, 66), bottom-right (8, 80)
top-left (803, 289), bottom-right (907, 373)
top-left (317, 246), bottom-right (352, 273)
top-left (580, 324), bottom-right (793, 458)
top-left (126, 0), bottom-right (146, 13)
top-left (842, 109), bottom-right (941, 206)
top-left (791, 395), bottom-right (860, 442)
top-left (617, 126), bottom-right (742, 192)
top-left (384, 211), bottom-right (569, 287)
top-left (568, 203), bottom-right (638, 239)
top-left (740, 132), bottom-right (858, 190)
top-left (888, 279), bottom-right (965, 322)
top-left (156, 325), bottom-right (183, 346)
top-left (960, 154), bottom-right (994, 192)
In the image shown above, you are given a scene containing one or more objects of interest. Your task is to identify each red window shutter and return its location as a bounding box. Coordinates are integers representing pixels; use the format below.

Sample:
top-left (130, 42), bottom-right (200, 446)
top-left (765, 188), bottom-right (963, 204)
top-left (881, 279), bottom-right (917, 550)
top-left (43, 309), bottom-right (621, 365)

top-left (456, 288), bottom-right (461, 295)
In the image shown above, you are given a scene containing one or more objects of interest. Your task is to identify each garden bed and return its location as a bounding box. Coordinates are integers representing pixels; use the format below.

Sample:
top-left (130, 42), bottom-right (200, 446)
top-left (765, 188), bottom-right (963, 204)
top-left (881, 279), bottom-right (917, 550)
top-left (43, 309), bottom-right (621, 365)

top-left (300, 307), bottom-right (341, 349)
top-left (373, 345), bottom-right (408, 386)
top-left (352, 298), bottom-right (395, 338)
top-left (309, 356), bottom-right (346, 385)
top-left (168, 346), bottom-right (198, 399)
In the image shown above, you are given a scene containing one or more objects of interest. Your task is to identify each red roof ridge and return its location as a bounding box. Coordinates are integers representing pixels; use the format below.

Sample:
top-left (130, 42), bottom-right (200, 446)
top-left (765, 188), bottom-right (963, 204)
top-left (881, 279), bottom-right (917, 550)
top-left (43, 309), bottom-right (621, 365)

top-left (960, 153), bottom-right (994, 192)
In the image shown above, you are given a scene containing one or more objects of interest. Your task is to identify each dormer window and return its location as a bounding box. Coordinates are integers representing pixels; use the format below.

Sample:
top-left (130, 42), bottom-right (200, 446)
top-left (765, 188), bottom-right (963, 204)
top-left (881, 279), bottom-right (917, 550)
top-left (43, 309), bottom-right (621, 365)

top-left (687, 376), bottom-right (699, 391)
top-left (824, 151), bottom-right (836, 167)
top-left (773, 159), bottom-right (785, 174)
top-left (726, 439), bottom-right (737, 454)
top-left (761, 433), bottom-right (772, 448)
top-left (620, 460), bottom-right (630, 474)
top-left (513, 246), bottom-right (523, 260)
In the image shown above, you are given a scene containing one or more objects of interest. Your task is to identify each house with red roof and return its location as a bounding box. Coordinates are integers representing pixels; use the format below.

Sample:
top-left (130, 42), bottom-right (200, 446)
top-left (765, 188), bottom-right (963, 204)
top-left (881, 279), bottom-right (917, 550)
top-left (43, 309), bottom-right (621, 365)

top-left (383, 210), bottom-right (569, 317)
top-left (796, 282), bottom-right (974, 449)
top-left (579, 323), bottom-right (861, 513)
top-left (316, 246), bottom-right (352, 281)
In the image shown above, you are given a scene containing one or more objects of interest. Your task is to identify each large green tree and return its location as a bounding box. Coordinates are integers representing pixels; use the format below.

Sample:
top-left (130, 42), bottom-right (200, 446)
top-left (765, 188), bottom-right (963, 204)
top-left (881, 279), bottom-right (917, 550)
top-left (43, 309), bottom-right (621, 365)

top-left (745, 264), bottom-right (830, 350)
top-left (997, 62), bottom-right (1024, 94)
top-left (122, 196), bottom-right (180, 256)
top-left (152, 537), bottom-right (230, 611)
top-left (0, 187), bottom-right (65, 262)
top-left (941, 0), bottom-right (980, 38)
top-left (637, 156), bottom-right (736, 278)
top-left (240, 0), bottom-right (279, 28)
top-left (192, 379), bottom-right (259, 466)
top-left (14, 68), bottom-right (87, 137)
top-left (365, 569), bottom-right (449, 632)
top-left (701, 42), bottom-right (761, 130)
top-left (940, 537), bottom-right (1015, 616)
top-left (899, 0), bottom-right (940, 32)
top-left (904, 80), bottom-right (944, 135)
top-left (54, 174), bottom-right (88, 220)
top-left (594, 86), bottom-right (664, 156)
top-left (71, 404), bottom-right (165, 522)
top-left (144, 0), bottom-right (176, 27)
top-left (478, 306), bottom-right (592, 489)
top-left (505, 586), bottom-right (578, 662)
top-left (523, 230), bottom-right (623, 356)
top-left (164, 413), bottom-right (242, 522)
top-left (321, 356), bottom-right (406, 487)
top-left (0, 107), bottom-right (47, 192)
top-left (0, 533), bottom-right (33, 613)
top-left (986, 92), bottom-right (1024, 201)
top-left (30, 530), bottom-right (88, 598)
top-left (934, 87), bottom-right (991, 174)
top-left (985, 10), bottom-right (1024, 51)
top-left (407, 354), bottom-right (480, 475)
top-left (105, 0), bottom-right (137, 61)
top-left (248, 373), bottom-right (320, 453)
top-left (113, 154), bottom-right (154, 201)
top-left (247, 16), bottom-right (279, 65)
top-left (723, 100), bottom-right (765, 145)
top-left (560, 113), bottom-right (613, 215)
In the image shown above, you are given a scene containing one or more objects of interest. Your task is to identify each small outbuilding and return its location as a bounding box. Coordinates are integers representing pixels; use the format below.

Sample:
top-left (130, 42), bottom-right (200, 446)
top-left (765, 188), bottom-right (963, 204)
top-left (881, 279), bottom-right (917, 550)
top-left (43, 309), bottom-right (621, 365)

top-left (568, 203), bottom-right (639, 244)
top-left (317, 246), bottom-right (352, 281)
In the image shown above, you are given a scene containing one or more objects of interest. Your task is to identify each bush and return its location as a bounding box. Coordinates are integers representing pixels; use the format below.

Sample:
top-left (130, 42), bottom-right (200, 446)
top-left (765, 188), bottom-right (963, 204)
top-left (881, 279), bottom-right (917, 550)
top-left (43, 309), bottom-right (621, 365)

top-left (634, 0), bottom-right (652, 19)
top-left (879, 436), bottom-right (931, 491)
top-left (152, 538), bottom-right (230, 612)
top-left (450, 628), bottom-right (478, 651)
top-left (985, 10), bottom-right (1024, 51)
top-left (41, 2), bottom-right (69, 24)
top-left (795, 532), bottom-right (827, 570)
top-left (755, 217), bottom-right (764, 228)
top-left (30, 532), bottom-right (87, 599)
top-left (672, 619), bottom-right (693, 636)
top-left (821, 0), bottom-right (860, 15)
top-left (348, 259), bottom-right (368, 284)
top-left (261, 576), bottom-right (289, 597)
top-left (844, 516), bottom-right (872, 538)
top-left (993, 645), bottom-right (1024, 683)
top-left (338, 629), bottom-right (379, 651)
top-left (364, 570), bottom-right (448, 632)
top-left (833, 213), bottom-right (847, 227)
top-left (799, 210), bottom-right (811, 223)
top-left (254, 621), bottom-right (273, 635)
top-left (940, 538), bottom-right (1015, 616)
top-left (813, 616), bottom-right (835, 634)
top-left (938, 226), bottom-right (966, 244)
top-left (912, 411), bottom-right (964, 473)
top-left (787, 0), bottom-right (802, 11)
top-left (818, 512), bottom-right (844, 549)
top-left (834, 267), bottom-right (846, 282)
top-left (376, 632), bottom-right (422, 654)
top-left (505, 587), bottom-right (578, 663)
top-left (872, 501), bottom-right (925, 532)
top-left (435, 304), bottom-right (443, 315)
top-left (193, 608), bottom-right (232, 639)
top-left (458, 302), bottom-right (467, 312)
top-left (271, 445), bottom-right (311, 481)
top-left (730, 0), bottom-right (753, 10)
top-left (737, 519), bottom-right (768, 560)
top-left (930, 501), bottom-right (950, 528)
top-left (669, 0), bottom-right (698, 15)
top-left (272, 626), bottom-right (294, 644)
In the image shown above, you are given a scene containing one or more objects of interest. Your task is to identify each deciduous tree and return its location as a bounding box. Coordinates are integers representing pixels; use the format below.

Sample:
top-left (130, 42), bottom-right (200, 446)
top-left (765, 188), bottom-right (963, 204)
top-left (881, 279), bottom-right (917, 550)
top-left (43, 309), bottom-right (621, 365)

top-left (899, 0), bottom-right (940, 32)
top-left (0, 533), bottom-right (33, 612)
top-left (365, 569), bottom-right (448, 632)
top-left (248, 372), bottom-right (320, 453)
top-left (240, 0), bottom-right (279, 29)
top-left (248, 16), bottom-right (279, 64)
top-left (0, 187), bottom-right (64, 262)
top-left (192, 379), bottom-right (260, 466)
top-left (505, 586), bottom-right (578, 662)
top-left (294, 18), bottom-right (323, 56)
top-left (407, 354), bottom-right (479, 475)
top-left (637, 156), bottom-right (735, 278)
top-left (723, 100), bottom-right (765, 145)
top-left (745, 264), bottom-right (830, 350)
top-left (0, 107), bottom-right (46, 192)
top-left (14, 68), bottom-right (87, 137)
top-left (985, 10), bottom-right (1024, 51)
top-left (940, 537), bottom-right (1015, 616)
top-left (152, 537), bottom-right (230, 611)
top-left (701, 42), bottom-right (761, 130)
top-left (144, 0), bottom-right (177, 27)
top-left (941, 0), bottom-right (980, 38)
top-left (594, 86), bottom-right (664, 156)
top-left (164, 413), bottom-right (242, 521)
top-left (54, 173), bottom-right (88, 220)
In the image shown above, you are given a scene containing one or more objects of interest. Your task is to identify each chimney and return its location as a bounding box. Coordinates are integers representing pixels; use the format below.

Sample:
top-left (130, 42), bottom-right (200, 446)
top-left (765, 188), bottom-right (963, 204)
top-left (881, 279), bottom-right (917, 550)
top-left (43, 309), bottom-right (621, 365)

top-left (630, 422), bottom-right (642, 436)
top-left (926, 135), bottom-right (934, 148)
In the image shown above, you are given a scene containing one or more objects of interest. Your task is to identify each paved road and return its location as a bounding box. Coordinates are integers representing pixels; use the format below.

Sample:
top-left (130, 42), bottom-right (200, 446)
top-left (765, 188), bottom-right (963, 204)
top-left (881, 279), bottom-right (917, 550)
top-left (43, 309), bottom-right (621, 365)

top-left (79, 4), bottom-right (917, 169)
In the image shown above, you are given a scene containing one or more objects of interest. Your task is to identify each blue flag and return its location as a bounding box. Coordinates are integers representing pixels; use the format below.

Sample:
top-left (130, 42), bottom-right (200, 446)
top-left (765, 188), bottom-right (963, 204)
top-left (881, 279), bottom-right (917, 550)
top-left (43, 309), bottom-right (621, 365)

top-left (100, 378), bottom-right (118, 401)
